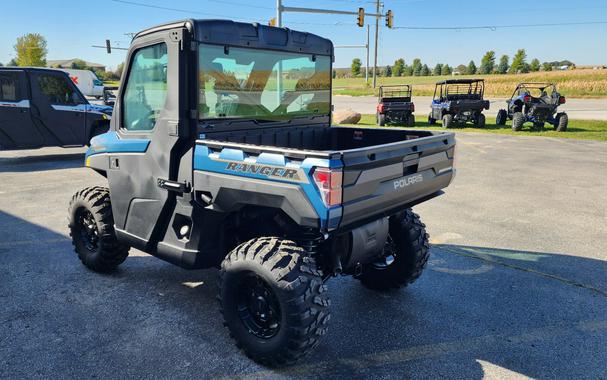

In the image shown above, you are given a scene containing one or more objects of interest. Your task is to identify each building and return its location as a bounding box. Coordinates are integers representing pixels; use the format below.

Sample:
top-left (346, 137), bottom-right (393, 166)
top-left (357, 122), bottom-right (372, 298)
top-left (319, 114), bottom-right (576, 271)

top-left (47, 59), bottom-right (105, 71)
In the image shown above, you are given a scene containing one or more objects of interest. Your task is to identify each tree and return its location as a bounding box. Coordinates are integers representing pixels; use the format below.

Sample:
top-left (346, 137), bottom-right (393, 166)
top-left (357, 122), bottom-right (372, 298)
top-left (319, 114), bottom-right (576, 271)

top-left (384, 65), bottom-right (392, 77)
top-left (467, 60), bottom-right (477, 75)
top-left (479, 51), bottom-right (496, 75)
top-left (8, 58), bottom-right (18, 67)
top-left (70, 59), bottom-right (88, 70)
top-left (14, 33), bottom-right (47, 67)
top-left (509, 49), bottom-right (527, 74)
top-left (115, 63), bottom-right (125, 79)
top-left (529, 58), bottom-right (541, 72)
top-left (393, 58), bottom-right (405, 76)
top-left (542, 62), bottom-right (553, 72)
top-left (403, 65), bottom-right (413, 76)
top-left (420, 64), bottom-right (430, 76)
top-left (0, 62), bottom-right (3, 67)
top-left (351, 58), bottom-right (362, 77)
top-left (441, 64), bottom-right (452, 75)
top-left (456, 64), bottom-right (467, 74)
top-left (411, 58), bottom-right (422, 76)
top-left (433, 63), bottom-right (443, 76)
top-left (497, 55), bottom-right (509, 74)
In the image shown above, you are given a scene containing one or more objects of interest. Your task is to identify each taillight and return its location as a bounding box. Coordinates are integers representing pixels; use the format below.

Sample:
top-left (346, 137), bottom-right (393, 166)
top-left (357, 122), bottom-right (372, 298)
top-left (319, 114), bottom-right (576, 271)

top-left (523, 95), bottom-right (531, 103)
top-left (559, 96), bottom-right (566, 104)
top-left (312, 167), bottom-right (342, 207)
top-left (376, 103), bottom-right (385, 113)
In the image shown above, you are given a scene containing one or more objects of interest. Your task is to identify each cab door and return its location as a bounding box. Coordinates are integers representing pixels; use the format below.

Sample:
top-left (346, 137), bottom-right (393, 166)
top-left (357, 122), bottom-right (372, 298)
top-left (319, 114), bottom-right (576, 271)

top-left (29, 70), bottom-right (87, 146)
top-left (0, 70), bottom-right (42, 149)
top-left (106, 26), bottom-right (193, 252)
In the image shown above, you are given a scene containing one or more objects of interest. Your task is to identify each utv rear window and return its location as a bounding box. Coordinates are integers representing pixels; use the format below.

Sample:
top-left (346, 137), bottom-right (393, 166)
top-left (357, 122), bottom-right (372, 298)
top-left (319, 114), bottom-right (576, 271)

top-left (122, 43), bottom-right (168, 131)
top-left (198, 44), bottom-right (331, 121)
top-left (0, 74), bottom-right (19, 101)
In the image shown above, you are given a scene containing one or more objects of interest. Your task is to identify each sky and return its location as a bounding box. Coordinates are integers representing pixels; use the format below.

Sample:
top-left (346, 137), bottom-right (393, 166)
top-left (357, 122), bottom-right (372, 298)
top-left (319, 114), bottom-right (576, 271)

top-left (1, 0), bottom-right (607, 71)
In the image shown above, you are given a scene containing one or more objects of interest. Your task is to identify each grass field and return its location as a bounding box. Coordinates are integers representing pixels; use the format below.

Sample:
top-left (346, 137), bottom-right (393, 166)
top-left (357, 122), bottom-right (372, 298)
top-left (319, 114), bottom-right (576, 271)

top-left (338, 114), bottom-right (607, 141)
top-left (334, 69), bottom-right (607, 98)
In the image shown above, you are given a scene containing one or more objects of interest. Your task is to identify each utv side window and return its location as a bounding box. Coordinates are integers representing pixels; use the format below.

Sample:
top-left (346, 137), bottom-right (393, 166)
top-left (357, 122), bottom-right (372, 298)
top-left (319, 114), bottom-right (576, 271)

top-left (0, 74), bottom-right (19, 101)
top-left (37, 74), bottom-right (81, 105)
top-left (122, 43), bottom-right (168, 131)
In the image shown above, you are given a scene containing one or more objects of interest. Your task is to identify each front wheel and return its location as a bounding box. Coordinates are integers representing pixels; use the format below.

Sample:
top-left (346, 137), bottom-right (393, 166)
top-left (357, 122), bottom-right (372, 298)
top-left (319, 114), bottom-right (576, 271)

top-left (68, 187), bottom-right (129, 272)
top-left (496, 109), bottom-right (507, 126)
top-left (358, 209), bottom-right (430, 291)
top-left (219, 237), bottom-right (330, 366)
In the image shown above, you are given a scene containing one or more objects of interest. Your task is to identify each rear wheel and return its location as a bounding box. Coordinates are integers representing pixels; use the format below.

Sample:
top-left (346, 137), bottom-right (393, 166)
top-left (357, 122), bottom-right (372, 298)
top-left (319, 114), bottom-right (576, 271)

top-left (68, 187), bottom-right (129, 272)
top-left (219, 237), bottom-right (330, 366)
top-left (512, 112), bottom-right (525, 131)
top-left (406, 113), bottom-right (415, 127)
top-left (555, 112), bottom-right (568, 132)
top-left (442, 114), bottom-right (453, 129)
top-left (496, 109), bottom-right (507, 126)
top-left (358, 209), bottom-right (430, 291)
top-left (475, 113), bottom-right (486, 128)
top-left (428, 113), bottom-right (436, 125)
top-left (377, 112), bottom-right (386, 126)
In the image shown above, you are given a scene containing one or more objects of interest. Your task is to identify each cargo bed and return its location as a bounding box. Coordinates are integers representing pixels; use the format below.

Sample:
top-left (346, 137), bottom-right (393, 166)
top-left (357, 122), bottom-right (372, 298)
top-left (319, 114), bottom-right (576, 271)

top-left (199, 125), bottom-right (456, 229)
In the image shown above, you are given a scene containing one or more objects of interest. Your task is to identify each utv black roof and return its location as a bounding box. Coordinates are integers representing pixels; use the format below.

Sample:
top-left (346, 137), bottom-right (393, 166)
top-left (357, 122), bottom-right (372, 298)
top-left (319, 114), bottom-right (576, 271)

top-left (436, 79), bottom-right (485, 85)
top-left (133, 19), bottom-right (334, 56)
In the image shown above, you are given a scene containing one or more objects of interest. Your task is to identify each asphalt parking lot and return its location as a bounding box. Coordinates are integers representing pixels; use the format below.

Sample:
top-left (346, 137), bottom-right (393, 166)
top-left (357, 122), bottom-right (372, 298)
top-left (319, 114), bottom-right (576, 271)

top-left (1, 133), bottom-right (606, 379)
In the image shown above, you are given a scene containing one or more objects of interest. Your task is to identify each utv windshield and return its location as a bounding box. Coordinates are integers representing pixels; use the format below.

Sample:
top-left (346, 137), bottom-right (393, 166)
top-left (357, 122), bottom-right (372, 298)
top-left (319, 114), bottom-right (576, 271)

top-left (198, 44), bottom-right (331, 121)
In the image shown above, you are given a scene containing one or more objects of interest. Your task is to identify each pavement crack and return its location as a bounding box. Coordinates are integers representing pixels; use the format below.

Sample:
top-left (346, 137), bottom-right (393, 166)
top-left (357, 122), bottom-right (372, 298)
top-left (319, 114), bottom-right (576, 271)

top-left (442, 247), bottom-right (607, 298)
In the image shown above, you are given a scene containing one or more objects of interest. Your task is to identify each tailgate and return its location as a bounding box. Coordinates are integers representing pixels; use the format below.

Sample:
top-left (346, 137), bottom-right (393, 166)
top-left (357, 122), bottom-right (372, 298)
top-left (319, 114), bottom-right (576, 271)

top-left (339, 132), bottom-right (455, 228)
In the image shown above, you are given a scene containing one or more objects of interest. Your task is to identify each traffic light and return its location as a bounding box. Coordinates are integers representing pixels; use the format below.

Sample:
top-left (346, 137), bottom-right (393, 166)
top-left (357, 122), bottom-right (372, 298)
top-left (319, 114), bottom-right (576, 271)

top-left (105, 39), bottom-right (111, 54)
top-left (385, 10), bottom-right (393, 28)
top-left (357, 7), bottom-right (365, 27)
top-left (269, 18), bottom-right (277, 27)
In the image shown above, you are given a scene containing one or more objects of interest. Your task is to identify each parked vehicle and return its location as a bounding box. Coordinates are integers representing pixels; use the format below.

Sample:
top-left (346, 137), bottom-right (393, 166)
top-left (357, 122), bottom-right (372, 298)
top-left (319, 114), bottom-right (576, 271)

top-left (376, 84), bottom-right (415, 127)
top-left (0, 67), bottom-right (112, 150)
top-left (496, 82), bottom-right (568, 132)
top-left (58, 68), bottom-right (105, 99)
top-left (68, 19), bottom-right (457, 366)
top-left (428, 79), bottom-right (489, 128)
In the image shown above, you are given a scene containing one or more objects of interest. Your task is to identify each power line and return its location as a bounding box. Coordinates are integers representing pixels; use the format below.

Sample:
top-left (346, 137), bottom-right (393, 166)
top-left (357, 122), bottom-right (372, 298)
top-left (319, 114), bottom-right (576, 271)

top-left (109, 0), bottom-right (264, 21)
top-left (393, 20), bottom-right (607, 31)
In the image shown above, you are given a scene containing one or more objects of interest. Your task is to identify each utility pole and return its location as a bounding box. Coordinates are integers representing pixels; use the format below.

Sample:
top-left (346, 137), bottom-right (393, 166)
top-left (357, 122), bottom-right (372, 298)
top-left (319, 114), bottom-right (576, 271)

top-left (366, 24), bottom-right (370, 83)
top-left (276, 0), bottom-right (282, 27)
top-left (372, 0), bottom-right (380, 88)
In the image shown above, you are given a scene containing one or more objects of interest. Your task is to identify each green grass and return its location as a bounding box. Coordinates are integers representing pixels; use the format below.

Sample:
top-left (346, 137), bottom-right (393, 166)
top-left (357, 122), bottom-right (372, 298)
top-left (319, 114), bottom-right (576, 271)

top-left (338, 114), bottom-right (607, 141)
top-left (333, 69), bottom-right (607, 98)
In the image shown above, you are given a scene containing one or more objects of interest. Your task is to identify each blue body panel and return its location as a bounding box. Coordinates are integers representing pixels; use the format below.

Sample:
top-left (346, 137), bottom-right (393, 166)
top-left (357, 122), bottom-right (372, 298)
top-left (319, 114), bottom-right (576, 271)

top-left (85, 131), bottom-right (151, 158)
top-left (509, 92), bottom-right (559, 125)
top-left (194, 144), bottom-right (342, 230)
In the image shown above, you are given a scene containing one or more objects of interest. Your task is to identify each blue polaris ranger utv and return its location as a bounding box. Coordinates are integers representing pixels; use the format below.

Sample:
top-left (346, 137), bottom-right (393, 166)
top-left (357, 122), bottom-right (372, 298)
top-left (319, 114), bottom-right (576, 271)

top-left (68, 20), bottom-right (456, 366)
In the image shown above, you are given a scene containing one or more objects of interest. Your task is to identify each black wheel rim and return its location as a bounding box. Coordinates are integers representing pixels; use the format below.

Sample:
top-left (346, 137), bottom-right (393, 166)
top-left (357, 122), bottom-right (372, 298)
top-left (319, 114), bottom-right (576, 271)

top-left (236, 273), bottom-right (281, 339)
top-left (76, 208), bottom-right (99, 252)
top-left (371, 235), bottom-right (397, 270)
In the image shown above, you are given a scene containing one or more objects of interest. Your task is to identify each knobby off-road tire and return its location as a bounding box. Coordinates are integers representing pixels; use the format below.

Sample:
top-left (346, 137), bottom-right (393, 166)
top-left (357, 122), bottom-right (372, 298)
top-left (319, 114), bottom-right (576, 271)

top-left (377, 112), bottom-right (386, 126)
top-left (428, 113), bottom-right (436, 125)
top-left (68, 187), bottom-right (129, 272)
top-left (496, 109), bottom-right (507, 126)
top-left (406, 113), bottom-right (415, 128)
top-left (475, 113), bottom-right (486, 128)
top-left (555, 112), bottom-right (568, 132)
top-left (358, 209), bottom-right (430, 291)
top-left (442, 114), bottom-right (454, 129)
top-left (512, 112), bottom-right (525, 131)
top-left (219, 237), bottom-right (330, 366)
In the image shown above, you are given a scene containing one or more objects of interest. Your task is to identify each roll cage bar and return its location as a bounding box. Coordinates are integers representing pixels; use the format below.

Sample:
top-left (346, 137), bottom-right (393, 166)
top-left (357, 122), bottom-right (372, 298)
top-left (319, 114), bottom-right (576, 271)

top-left (510, 82), bottom-right (558, 100)
top-left (433, 79), bottom-right (484, 101)
top-left (378, 85), bottom-right (412, 99)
